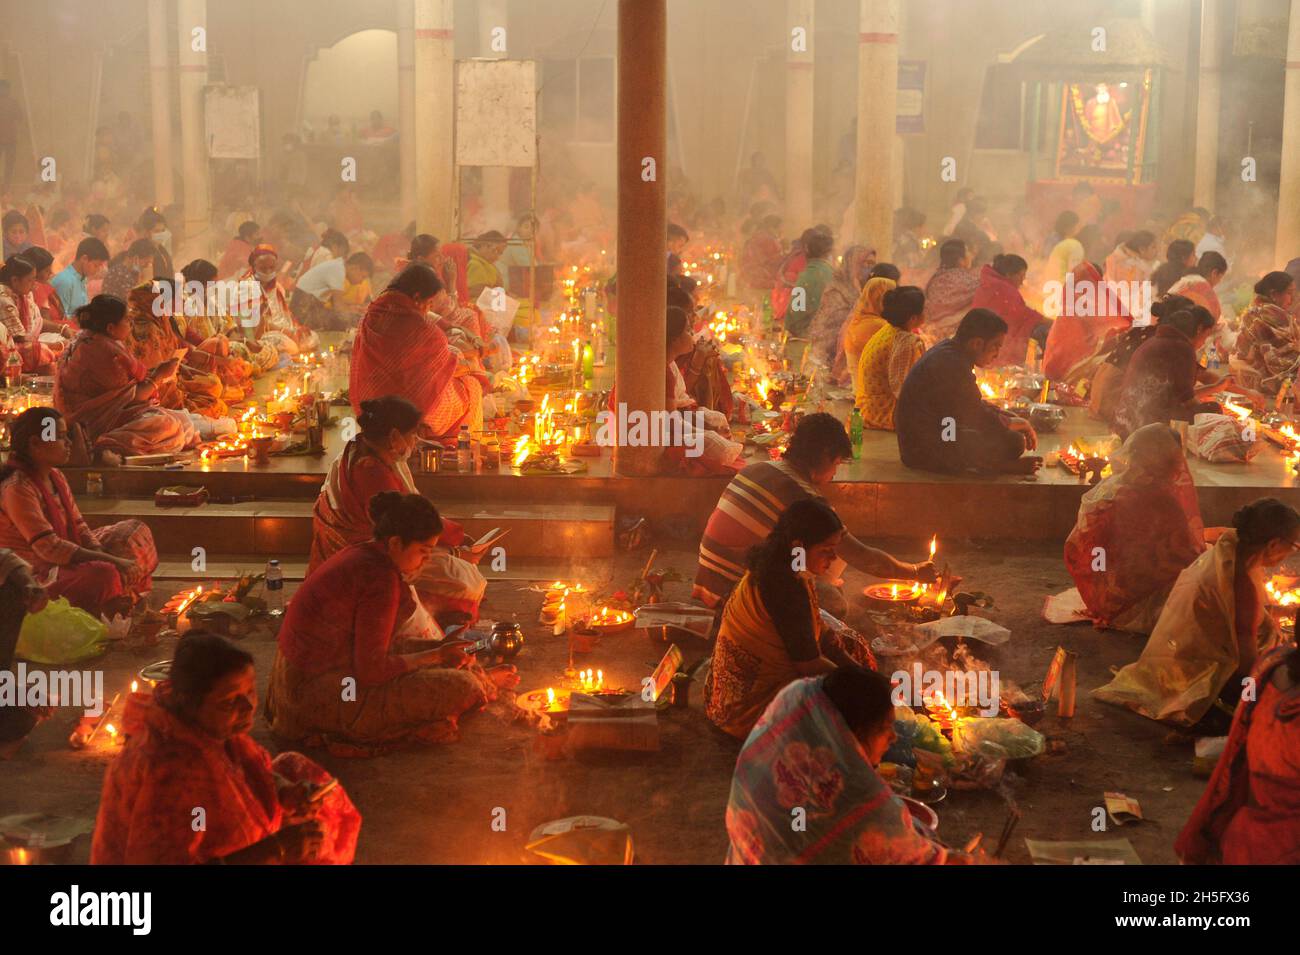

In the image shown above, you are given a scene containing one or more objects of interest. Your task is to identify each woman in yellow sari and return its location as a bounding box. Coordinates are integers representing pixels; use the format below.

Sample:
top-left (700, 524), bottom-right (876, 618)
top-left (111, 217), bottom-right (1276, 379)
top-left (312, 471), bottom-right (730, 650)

top-left (856, 286), bottom-right (926, 430)
top-left (1094, 498), bottom-right (1300, 732)
top-left (705, 498), bottom-right (873, 739)
top-left (841, 275), bottom-right (896, 391)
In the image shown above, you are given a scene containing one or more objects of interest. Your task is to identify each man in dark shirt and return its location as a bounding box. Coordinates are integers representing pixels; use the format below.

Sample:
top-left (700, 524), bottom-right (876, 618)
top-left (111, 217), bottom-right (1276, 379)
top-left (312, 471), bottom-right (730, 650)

top-left (896, 308), bottom-right (1041, 475)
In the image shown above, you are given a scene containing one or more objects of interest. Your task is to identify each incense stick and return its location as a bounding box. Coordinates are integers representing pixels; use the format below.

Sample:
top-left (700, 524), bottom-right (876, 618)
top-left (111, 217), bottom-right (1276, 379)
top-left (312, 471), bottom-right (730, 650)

top-left (993, 807), bottom-right (1021, 858)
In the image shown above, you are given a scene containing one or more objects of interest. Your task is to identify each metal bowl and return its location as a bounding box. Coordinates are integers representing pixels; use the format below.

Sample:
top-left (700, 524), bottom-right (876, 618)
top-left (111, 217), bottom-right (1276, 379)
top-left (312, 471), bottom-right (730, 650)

top-left (1027, 403), bottom-right (1065, 432)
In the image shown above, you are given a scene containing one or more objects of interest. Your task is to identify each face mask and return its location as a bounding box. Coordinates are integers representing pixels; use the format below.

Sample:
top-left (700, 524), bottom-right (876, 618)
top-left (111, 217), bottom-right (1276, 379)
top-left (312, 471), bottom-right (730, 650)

top-left (154, 230), bottom-right (172, 252)
top-left (255, 270), bottom-right (277, 284)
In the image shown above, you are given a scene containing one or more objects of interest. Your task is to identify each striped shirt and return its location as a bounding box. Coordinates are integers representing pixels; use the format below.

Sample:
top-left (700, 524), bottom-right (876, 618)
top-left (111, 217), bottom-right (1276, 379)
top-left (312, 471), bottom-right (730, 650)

top-left (694, 459), bottom-right (819, 606)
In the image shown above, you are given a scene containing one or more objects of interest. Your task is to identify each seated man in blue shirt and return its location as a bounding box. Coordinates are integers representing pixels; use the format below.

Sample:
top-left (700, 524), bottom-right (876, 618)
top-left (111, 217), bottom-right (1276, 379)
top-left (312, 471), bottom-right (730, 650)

top-left (895, 307), bottom-right (1042, 476)
top-left (50, 237), bottom-right (110, 316)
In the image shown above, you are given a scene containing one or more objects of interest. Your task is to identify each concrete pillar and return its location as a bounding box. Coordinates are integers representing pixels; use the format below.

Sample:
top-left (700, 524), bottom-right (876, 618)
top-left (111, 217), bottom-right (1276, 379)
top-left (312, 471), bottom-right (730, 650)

top-left (176, 0), bottom-right (211, 260)
top-left (853, 0), bottom-right (898, 255)
top-left (398, 0), bottom-right (417, 228)
top-left (615, 0), bottom-right (668, 477)
top-left (784, 0), bottom-right (815, 230)
top-left (414, 0), bottom-right (456, 239)
top-left (1193, 0), bottom-right (1223, 212)
top-left (1277, 0), bottom-right (1300, 263)
top-left (479, 0), bottom-right (512, 232)
top-left (147, 0), bottom-right (175, 208)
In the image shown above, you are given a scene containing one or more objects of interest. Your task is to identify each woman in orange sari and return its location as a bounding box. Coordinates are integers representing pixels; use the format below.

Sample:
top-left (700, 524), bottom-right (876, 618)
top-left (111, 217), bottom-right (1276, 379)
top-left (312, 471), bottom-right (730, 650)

top-left (55, 295), bottom-right (196, 460)
top-left (1176, 646), bottom-right (1300, 865)
top-left (1063, 423), bottom-right (1205, 634)
top-left (841, 275), bottom-right (896, 390)
top-left (350, 265), bottom-right (486, 440)
top-left (93, 631), bottom-right (360, 864)
top-left (310, 395), bottom-right (486, 623)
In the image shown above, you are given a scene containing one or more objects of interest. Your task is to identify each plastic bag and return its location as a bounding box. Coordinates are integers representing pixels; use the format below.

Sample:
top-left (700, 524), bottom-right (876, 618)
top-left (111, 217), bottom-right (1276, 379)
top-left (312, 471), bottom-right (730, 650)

top-left (953, 716), bottom-right (1045, 759)
top-left (16, 598), bottom-right (109, 664)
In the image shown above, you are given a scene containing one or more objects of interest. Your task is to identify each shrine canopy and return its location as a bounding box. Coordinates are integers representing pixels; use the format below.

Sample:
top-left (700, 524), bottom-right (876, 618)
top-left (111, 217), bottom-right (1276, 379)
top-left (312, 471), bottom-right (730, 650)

top-left (1006, 17), bottom-right (1172, 228)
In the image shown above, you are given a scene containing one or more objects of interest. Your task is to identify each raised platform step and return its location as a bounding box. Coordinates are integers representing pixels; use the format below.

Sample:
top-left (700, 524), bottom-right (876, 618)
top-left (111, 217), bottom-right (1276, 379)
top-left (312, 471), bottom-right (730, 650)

top-left (79, 498), bottom-right (616, 560)
top-left (154, 555), bottom-right (613, 584)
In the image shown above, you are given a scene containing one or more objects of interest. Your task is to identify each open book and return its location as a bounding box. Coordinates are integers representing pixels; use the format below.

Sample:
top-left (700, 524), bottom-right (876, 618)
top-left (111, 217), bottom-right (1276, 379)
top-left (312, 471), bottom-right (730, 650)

top-left (467, 527), bottom-right (510, 555)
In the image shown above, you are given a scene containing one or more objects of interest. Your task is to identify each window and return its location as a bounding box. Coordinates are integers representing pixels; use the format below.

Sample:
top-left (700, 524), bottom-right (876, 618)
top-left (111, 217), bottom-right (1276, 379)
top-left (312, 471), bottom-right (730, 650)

top-left (541, 56), bottom-right (615, 144)
top-left (973, 64), bottom-right (1024, 150)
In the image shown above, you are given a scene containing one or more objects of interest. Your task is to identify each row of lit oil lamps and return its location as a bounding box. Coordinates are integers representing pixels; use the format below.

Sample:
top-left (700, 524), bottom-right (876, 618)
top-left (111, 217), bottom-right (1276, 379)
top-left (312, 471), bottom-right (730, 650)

top-left (537, 581), bottom-right (634, 712)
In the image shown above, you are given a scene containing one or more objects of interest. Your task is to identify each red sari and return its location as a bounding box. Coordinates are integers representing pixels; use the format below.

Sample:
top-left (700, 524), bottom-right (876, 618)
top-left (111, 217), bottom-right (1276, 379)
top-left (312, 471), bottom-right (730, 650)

top-left (1176, 649), bottom-right (1300, 864)
top-left (55, 330), bottom-right (191, 455)
top-left (92, 688), bottom-right (360, 864)
top-left (1043, 262), bottom-right (1132, 380)
top-left (0, 466), bottom-right (157, 615)
top-left (350, 290), bottom-right (483, 440)
top-left (971, 265), bottom-right (1046, 367)
top-left (308, 439), bottom-right (479, 621)
top-left (438, 243), bottom-right (472, 304)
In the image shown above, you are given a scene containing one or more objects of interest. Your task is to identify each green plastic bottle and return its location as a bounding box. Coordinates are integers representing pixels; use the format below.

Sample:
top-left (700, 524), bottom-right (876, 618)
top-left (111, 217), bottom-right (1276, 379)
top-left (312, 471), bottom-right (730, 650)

top-left (850, 407), bottom-right (863, 460)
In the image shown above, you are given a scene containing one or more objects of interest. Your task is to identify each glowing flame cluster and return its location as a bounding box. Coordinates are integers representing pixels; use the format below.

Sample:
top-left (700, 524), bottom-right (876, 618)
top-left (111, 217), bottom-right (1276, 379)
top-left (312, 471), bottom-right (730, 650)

top-left (1266, 576), bottom-right (1300, 607)
top-left (591, 606), bottom-right (633, 626)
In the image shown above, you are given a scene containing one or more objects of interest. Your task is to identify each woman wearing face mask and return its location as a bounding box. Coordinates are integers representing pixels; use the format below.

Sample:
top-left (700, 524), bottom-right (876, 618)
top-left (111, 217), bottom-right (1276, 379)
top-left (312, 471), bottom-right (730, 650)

top-left (266, 492), bottom-right (515, 754)
top-left (704, 498), bottom-right (877, 740)
top-left (726, 666), bottom-right (978, 865)
top-left (125, 206), bottom-right (174, 281)
top-left (350, 264), bottom-right (487, 440)
top-left (240, 243), bottom-right (319, 356)
top-left (92, 630), bottom-right (361, 864)
top-left (309, 395), bottom-right (486, 624)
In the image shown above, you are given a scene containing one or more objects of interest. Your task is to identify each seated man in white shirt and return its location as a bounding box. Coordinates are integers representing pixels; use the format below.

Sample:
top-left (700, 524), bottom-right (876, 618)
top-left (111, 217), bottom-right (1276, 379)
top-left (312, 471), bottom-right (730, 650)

top-left (289, 252), bottom-right (373, 331)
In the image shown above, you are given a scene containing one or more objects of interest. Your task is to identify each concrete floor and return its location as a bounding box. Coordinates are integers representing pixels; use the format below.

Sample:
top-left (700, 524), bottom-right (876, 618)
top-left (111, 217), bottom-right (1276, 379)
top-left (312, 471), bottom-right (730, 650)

top-left (2, 540), bottom-right (1216, 865)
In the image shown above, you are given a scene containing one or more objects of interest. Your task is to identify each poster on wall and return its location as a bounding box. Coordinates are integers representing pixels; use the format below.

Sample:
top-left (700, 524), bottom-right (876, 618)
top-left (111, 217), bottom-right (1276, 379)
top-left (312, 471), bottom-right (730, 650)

top-left (204, 85), bottom-right (261, 160)
top-left (1054, 73), bottom-right (1150, 183)
top-left (455, 59), bottom-right (537, 168)
top-left (896, 60), bottom-right (925, 134)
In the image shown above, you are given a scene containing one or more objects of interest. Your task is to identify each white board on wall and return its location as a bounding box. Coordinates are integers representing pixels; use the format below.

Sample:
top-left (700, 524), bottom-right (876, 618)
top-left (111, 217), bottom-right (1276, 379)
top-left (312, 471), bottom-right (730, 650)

top-left (204, 85), bottom-right (260, 160)
top-left (455, 59), bottom-right (536, 168)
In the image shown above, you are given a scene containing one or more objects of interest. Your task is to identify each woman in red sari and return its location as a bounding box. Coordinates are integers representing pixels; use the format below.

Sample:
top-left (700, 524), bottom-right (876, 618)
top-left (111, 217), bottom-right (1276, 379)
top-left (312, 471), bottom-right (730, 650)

top-left (1063, 423), bottom-right (1205, 634)
top-left (350, 265), bottom-right (486, 440)
top-left (55, 295), bottom-right (195, 460)
top-left (267, 492), bottom-right (515, 753)
top-left (1043, 260), bottom-right (1132, 381)
top-left (1176, 646), bottom-right (1300, 864)
top-left (21, 246), bottom-right (72, 330)
top-left (437, 241), bottom-right (472, 306)
top-left (0, 407), bottom-right (156, 617)
top-left (971, 254), bottom-right (1047, 367)
top-left (309, 395), bottom-right (486, 623)
top-left (93, 631), bottom-right (360, 864)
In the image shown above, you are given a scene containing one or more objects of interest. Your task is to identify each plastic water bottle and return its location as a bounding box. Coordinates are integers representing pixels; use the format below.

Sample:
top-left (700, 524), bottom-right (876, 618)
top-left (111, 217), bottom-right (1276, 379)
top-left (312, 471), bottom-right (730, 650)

top-left (850, 407), bottom-right (863, 460)
top-left (265, 560), bottom-right (284, 617)
top-left (1206, 342), bottom-right (1220, 373)
top-left (456, 425), bottom-right (473, 472)
top-left (4, 348), bottom-right (20, 390)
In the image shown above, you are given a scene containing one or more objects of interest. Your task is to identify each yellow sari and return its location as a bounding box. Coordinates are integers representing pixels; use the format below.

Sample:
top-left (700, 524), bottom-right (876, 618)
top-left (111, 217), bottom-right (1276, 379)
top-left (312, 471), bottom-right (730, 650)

top-left (1093, 530), bottom-right (1282, 726)
top-left (705, 571), bottom-right (822, 738)
top-left (841, 277), bottom-right (896, 389)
